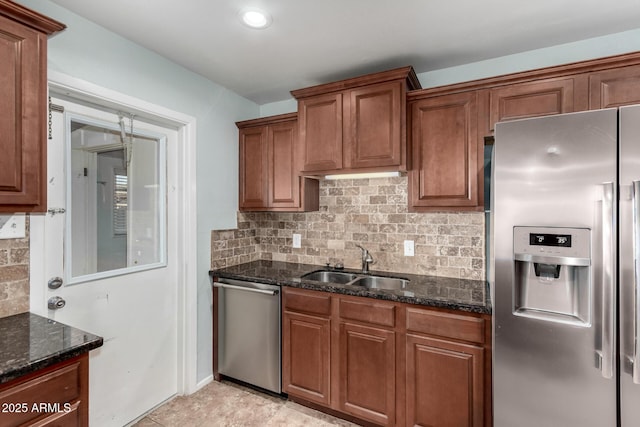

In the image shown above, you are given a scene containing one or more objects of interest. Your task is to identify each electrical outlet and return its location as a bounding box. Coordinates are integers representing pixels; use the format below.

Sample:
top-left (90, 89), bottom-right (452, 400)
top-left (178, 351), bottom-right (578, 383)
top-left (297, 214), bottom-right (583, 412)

top-left (292, 233), bottom-right (302, 248)
top-left (404, 240), bottom-right (414, 257)
top-left (0, 214), bottom-right (26, 239)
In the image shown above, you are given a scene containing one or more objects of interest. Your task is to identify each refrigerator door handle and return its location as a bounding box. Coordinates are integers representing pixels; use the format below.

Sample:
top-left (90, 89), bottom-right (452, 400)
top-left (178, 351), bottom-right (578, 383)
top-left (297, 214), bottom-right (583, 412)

top-left (600, 182), bottom-right (615, 379)
top-left (632, 181), bottom-right (640, 384)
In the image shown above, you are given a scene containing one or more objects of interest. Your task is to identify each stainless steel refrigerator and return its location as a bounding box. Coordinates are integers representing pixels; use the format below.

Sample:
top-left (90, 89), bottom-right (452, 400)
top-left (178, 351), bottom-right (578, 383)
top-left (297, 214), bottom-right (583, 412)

top-left (492, 105), bottom-right (640, 426)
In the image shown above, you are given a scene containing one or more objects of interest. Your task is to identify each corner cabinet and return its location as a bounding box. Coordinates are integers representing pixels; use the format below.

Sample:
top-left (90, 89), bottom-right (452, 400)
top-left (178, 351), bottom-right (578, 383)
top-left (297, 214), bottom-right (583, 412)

top-left (237, 113), bottom-right (319, 212)
top-left (0, 1), bottom-right (65, 212)
top-left (292, 67), bottom-right (421, 175)
top-left (282, 287), bottom-right (492, 427)
top-left (408, 91), bottom-right (484, 212)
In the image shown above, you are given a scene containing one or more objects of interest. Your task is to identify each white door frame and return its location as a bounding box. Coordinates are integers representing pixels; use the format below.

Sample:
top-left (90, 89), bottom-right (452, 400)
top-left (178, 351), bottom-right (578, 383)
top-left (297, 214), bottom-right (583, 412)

top-left (29, 70), bottom-right (199, 395)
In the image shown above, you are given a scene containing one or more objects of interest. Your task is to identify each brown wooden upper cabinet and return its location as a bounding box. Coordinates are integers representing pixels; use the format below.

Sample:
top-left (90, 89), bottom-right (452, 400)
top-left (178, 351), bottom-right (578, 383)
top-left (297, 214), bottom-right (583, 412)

top-left (589, 64), bottom-right (640, 109)
top-left (291, 67), bottom-right (421, 175)
top-left (488, 75), bottom-right (586, 131)
top-left (0, 1), bottom-right (65, 212)
top-left (408, 91), bottom-right (484, 212)
top-left (237, 113), bottom-right (319, 212)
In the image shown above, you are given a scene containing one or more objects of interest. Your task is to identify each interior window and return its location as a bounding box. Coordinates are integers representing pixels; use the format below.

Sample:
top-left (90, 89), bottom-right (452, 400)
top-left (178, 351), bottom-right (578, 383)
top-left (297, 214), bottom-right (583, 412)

top-left (67, 115), bottom-right (166, 283)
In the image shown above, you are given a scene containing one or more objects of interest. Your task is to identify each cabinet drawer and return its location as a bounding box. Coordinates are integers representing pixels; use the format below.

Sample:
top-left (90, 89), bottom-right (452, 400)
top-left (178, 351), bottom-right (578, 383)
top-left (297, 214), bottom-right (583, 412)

top-left (406, 307), bottom-right (485, 344)
top-left (283, 288), bottom-right (331, 315)
top-left (30, 401), bottom-right (81, 427)
top-left (0, 361), bottom-right (81, 427)
top-left (339, 298), bottom-right (395, 328)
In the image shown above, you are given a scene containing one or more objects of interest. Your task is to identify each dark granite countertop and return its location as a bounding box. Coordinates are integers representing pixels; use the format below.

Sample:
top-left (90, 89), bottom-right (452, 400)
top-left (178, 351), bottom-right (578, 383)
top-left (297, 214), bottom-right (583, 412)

top-left (210, 260), bottom-right (491, 314)
top-left (0, 312), bottom-right (103, 385)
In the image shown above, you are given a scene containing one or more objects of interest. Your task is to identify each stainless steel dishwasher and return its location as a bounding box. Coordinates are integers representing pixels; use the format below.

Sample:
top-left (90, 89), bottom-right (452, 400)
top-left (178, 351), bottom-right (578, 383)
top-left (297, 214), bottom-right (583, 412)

top-left (214, 278), bottom-right (281, 393)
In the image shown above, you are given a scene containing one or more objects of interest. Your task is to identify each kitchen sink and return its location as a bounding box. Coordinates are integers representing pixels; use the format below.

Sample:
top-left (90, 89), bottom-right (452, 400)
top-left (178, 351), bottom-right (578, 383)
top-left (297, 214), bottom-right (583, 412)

top-left (301, 270), bottom-right (409, 290)
top-left (301, 270), bottom-right (359, 284)
top-left (349, 275), bottom-right (409, 290)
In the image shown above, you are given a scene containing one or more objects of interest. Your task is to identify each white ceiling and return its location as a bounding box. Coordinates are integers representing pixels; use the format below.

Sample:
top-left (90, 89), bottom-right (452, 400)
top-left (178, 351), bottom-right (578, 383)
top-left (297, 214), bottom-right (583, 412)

top-left (51, 0), bottom-right (640, 105)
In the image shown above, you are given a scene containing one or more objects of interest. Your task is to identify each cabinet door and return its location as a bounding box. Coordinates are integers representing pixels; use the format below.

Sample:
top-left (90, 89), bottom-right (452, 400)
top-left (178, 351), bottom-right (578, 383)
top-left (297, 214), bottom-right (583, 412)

top-left (589, 64), bottom-right (640, 109)
top-left (238, 126), bottom-right (268, 208)
top-left (268, 120), bottom-right (299, 208)
top-left (0, 15), bottom-right (47, 211)
top-left (346, 81), bottom-right (403, 169)
top-left (406, 334), bottom-right (484, 427)
top-left (489, 77), bottom-right (577, 131)
top-left (298, 93), bottom-right (343, 172)
top-left (282, 311), bottom-right (331, 406)
top-left (408, 92), bottom-right (482, 211)
top-left (339, 322), bottom-right (395, 426)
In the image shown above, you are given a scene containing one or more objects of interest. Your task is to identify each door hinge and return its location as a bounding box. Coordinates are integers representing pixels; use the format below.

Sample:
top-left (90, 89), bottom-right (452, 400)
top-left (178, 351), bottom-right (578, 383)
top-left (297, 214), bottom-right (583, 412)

top-left (46, 208), bottom-right (66, 216)
top-left (48, 96), bottom-right (65, 140)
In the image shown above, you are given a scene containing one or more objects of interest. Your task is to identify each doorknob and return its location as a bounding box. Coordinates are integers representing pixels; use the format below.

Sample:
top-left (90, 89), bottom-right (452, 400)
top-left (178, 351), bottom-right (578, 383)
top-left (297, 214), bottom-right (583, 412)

top-left (48, 296), bottom-right (66, 310)
top-left (48, 277), bottom-right (63, 289)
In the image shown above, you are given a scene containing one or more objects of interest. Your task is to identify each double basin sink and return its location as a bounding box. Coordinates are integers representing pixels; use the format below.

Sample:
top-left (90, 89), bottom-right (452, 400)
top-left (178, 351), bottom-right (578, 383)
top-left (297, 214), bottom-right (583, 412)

top-left (301, 270), bottom-right (409, 290)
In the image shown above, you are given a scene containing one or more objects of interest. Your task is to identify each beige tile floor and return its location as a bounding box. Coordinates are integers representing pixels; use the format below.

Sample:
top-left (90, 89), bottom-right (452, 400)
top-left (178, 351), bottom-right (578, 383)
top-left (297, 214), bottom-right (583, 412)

top-left (132, 380), bottom-right (361, 427)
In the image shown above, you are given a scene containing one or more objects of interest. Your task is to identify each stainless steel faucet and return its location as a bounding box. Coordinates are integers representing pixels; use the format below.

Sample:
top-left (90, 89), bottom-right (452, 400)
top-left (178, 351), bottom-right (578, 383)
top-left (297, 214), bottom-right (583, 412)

top-left (355, 244), bottom-right (374, 273)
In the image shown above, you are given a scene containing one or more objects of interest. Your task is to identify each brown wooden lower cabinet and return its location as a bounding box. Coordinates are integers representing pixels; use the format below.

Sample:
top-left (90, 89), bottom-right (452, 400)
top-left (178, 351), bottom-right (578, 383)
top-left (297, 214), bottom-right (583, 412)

top-left (339, 322), bottom-right (396, 426)
top-left (282, 310), bottom-right (331, 406)
top-left (406, 334), bottom-right (484, 427)
top-left (0, 354), bottom-right (89, 427)
top-left (282, 287), bottom-right (491, 427)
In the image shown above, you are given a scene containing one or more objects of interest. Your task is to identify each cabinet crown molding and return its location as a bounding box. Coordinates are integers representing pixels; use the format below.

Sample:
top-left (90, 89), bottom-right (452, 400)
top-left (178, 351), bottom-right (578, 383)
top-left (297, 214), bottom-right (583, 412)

top-left (291, 65), bottom-right (421, 99)
top-left (0, 0), bottom-right (65, 34)
top-left (236, 112), bottom-right (297, 128)
top-left (408, 50), bottom-right (640, 100)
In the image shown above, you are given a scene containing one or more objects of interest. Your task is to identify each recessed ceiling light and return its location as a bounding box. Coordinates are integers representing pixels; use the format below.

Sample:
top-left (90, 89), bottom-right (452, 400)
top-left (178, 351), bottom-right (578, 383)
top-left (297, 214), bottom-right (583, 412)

top-left (239, 7), bottom-right (272, 29)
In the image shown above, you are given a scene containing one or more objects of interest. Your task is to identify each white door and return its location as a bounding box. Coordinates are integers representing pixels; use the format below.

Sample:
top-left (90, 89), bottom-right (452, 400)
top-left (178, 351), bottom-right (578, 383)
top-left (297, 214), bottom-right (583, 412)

top-left (34, 96), bottom-right (180, 426)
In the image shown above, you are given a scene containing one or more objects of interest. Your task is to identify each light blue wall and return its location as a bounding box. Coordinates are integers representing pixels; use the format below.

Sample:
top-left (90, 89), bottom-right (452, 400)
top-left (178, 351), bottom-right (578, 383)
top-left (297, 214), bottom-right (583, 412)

top-left (417, 28), bottom-right (640, 89)
top-left (259, 98), bottom-right (297, 117)
top-left (16, 0), bottom-right (258, 384)
top-left (259, 27), bottom-right (640, 117)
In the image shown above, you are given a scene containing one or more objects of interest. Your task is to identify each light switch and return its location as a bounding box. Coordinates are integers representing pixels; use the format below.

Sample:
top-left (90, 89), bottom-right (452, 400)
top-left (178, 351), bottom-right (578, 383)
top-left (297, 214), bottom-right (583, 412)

top-left (404, 240), bottom-right (415, 257)
top-left (0, 214), bottom-right (26, 239)
top-left (293, 233), bottom-right (302, 248)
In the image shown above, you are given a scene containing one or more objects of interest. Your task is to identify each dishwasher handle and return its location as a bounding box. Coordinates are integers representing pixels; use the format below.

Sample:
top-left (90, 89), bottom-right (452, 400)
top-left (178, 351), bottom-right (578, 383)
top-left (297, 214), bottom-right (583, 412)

top-left (214, 282), bottom-right (279, 296)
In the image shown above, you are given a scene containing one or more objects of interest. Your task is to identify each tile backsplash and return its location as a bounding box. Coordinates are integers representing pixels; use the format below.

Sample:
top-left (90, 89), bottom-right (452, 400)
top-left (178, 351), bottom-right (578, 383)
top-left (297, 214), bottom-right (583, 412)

top-left (212, 176), bottom-right (485, 280)
top-left (0, 217), bottom-right (30, 317)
